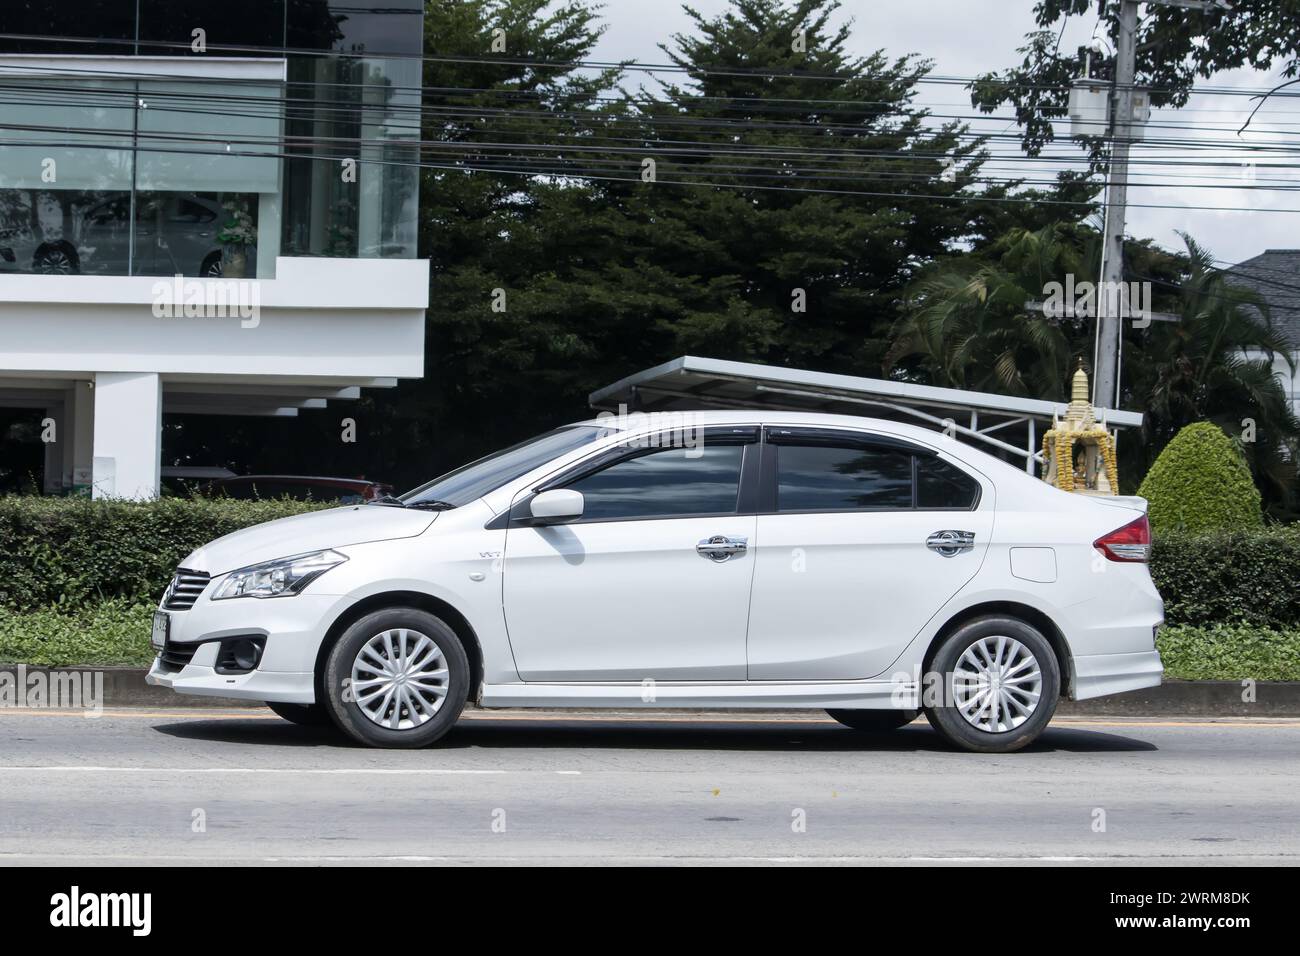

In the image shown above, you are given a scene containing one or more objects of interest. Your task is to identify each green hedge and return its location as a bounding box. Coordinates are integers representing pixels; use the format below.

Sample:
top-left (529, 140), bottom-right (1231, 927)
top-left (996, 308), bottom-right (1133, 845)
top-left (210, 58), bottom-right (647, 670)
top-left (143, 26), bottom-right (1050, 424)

top-left (0, 496), bottom-right (331, 612)
top-left (1150, 526), bottom-right (1300, 629)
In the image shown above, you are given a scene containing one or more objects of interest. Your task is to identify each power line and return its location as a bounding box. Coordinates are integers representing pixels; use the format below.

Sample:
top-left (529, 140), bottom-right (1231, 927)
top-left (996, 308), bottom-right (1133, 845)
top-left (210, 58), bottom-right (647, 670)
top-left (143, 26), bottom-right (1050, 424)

top-left (6, 31), bottom-right (1300, 100)
top-left (8, 129), bottom-right (1300, 216)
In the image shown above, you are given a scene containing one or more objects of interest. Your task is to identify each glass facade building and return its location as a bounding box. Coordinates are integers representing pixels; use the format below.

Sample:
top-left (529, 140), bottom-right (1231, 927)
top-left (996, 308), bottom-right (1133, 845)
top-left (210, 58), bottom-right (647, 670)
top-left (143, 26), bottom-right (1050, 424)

top-left (0, 0), bottom-right (421, 278)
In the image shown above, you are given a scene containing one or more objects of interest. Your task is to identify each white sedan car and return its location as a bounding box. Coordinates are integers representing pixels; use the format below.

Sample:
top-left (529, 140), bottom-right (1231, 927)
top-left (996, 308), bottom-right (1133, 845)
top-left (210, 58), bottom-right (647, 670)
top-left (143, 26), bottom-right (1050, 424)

top-left (147, 411), bottom-right (1164, 753)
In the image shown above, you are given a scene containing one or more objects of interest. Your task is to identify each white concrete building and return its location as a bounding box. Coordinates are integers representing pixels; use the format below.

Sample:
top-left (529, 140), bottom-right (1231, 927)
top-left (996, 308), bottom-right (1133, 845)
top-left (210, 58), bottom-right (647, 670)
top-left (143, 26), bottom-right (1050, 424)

top-left (0, 1), bottom-right (428, 498)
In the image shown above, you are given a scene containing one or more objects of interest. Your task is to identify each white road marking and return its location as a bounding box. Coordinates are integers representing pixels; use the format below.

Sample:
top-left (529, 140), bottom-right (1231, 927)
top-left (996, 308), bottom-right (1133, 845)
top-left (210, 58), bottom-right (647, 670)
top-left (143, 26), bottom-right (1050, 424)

top-left (1, 851), bottom-right (1295, 864)
top-left (0, 766), bottom-right (581, 776)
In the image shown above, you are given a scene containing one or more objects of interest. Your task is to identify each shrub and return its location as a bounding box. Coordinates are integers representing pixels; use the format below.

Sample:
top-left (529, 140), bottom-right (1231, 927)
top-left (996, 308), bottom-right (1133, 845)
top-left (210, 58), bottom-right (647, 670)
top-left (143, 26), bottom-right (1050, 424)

top-left (1137, 421), bottom-right (1262, 533)
top-left (0, 495), bottom-right (332, 611)
top-left (1150, 526), bottom-right (1300, 629)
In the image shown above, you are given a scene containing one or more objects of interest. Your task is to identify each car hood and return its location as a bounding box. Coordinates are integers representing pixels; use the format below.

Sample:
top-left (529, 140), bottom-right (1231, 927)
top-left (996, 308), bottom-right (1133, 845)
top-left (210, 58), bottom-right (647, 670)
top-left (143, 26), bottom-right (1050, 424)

top-left (181, 505), bottom-right (438, 575)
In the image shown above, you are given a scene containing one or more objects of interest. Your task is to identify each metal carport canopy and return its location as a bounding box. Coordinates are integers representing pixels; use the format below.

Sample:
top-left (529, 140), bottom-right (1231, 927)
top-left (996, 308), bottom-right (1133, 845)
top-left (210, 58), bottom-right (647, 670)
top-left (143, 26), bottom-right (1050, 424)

top-left (588, 356), bottom-right (1143, 472)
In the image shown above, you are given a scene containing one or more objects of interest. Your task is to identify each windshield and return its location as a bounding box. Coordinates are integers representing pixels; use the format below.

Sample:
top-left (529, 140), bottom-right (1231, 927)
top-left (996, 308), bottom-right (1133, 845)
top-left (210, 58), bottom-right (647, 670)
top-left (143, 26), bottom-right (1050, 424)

top-left (401, 425), bottom-right (606, 508)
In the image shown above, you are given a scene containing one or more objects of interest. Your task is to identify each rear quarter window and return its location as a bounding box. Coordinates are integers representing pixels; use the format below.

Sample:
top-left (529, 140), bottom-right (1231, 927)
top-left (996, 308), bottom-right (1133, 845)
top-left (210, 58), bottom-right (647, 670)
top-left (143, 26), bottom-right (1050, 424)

top-left (916, 456), bottom-right (981, 510)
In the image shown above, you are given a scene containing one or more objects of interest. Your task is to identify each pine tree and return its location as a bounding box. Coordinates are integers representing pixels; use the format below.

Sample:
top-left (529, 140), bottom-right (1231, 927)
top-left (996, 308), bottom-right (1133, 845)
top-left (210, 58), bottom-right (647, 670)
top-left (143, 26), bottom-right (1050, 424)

top-left (607, 0), bottom-right (991, 374)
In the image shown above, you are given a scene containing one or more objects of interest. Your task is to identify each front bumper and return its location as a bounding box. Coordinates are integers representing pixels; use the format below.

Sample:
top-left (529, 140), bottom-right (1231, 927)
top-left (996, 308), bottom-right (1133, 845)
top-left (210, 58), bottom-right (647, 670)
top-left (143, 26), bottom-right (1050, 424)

top-left (148, 591), bottom-right (341, 704)
top-left (146, 657), bottom-right (315, 703)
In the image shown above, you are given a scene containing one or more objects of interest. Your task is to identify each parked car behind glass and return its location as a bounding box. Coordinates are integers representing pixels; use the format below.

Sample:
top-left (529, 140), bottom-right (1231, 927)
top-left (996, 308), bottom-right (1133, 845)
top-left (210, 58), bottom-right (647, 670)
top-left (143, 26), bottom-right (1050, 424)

top-left (0, 190), bottom-right (250, 277)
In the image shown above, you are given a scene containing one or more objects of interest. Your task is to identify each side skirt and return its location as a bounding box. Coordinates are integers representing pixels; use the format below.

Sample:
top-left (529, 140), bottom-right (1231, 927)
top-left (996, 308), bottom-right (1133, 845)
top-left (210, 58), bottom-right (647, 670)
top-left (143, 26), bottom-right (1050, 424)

top-left (479, 680), bottom-right (918, 710)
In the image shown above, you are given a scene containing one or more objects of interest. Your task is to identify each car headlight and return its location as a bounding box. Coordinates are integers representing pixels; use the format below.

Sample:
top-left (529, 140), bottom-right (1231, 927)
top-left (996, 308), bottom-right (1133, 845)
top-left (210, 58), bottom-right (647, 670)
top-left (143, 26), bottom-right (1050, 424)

top-left (211, 550), bottom-right (347, 600)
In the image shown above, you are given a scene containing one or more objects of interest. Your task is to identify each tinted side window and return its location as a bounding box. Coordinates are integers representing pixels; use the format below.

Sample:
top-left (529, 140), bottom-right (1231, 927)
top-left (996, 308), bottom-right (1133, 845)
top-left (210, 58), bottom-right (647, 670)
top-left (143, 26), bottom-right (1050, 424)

top-left (567, 445), bottom-right (744, 521)
top-left (917, 457), bottom-right (980, 510)
top-left (776, 444), bottom-right (913, 511)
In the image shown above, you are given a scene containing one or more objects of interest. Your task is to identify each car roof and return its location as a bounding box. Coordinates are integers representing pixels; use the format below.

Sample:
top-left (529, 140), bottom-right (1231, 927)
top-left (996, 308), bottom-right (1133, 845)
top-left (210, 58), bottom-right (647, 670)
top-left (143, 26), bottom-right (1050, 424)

top-left (572, 409), bottom-right (955, 444)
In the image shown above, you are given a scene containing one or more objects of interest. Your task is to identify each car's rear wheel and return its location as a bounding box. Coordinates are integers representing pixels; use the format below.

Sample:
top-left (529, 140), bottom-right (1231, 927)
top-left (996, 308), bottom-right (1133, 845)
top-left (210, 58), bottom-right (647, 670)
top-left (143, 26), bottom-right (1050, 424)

top-left (923, 616), bottom-right (1060, 754)
top-left (826, 708), bottom-right (919, 732)
top-left (266, 701), bottom-right (333, 726)
top-left (323, 608), bottom-right (469, 748)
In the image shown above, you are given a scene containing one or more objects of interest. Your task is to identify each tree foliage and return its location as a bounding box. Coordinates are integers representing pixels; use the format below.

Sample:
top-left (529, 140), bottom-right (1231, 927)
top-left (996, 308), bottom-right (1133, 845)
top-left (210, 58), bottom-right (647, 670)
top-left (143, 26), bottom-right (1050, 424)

top-left (971, 0), bottom-right (1300, 158)
top-left (1126, 234), bottom-right (1300, 510)
top-left (340, 0), bottom-right (1035, 486)
top-left (888, 226), bottom-right (1299, 506)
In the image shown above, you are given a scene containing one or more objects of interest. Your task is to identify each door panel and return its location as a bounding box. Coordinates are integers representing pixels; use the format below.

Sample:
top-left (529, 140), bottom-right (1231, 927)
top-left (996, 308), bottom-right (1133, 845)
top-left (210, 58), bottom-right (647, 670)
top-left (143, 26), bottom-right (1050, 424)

top-left (746, 431), bottom-right (992, 681)
top-left (503, 515), bottom-right (757, 681)
top-left (502, 435), bottom-right (759, 682)
top-left (746, 509), bottom-right (991, 679)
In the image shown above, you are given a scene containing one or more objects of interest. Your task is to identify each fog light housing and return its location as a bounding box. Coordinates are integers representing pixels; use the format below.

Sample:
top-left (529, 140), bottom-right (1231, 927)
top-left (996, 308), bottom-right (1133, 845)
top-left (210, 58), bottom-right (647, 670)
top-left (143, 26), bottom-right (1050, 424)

top-left (214, 636), bottom-right (266, 675)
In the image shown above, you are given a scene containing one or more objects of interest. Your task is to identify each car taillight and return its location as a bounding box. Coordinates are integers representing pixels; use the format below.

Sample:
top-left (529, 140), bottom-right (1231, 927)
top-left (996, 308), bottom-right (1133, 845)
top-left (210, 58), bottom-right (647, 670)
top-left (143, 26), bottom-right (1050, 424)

top-left (1093, 514), bottom-right (1151, 562)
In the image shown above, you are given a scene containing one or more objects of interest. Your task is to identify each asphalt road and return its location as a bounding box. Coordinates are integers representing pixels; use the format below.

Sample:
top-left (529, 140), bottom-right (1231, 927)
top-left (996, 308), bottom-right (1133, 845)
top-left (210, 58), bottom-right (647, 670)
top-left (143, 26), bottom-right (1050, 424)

top-left (1, 708), bottom-right (1298, 866)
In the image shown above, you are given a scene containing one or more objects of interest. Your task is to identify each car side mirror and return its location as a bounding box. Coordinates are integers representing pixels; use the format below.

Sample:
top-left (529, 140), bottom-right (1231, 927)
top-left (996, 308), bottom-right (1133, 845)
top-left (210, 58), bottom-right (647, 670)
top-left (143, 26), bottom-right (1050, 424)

top-left (526, 489), bottom-right (584, 526)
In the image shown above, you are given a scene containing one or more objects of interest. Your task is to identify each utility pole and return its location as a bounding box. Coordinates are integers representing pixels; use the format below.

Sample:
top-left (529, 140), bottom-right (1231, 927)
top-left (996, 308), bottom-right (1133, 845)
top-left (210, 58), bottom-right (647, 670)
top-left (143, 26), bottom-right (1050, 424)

top-left (1091, 0), bottom-right (1231, 410)
top-left (1091, 0), bottom-right (1137, 411)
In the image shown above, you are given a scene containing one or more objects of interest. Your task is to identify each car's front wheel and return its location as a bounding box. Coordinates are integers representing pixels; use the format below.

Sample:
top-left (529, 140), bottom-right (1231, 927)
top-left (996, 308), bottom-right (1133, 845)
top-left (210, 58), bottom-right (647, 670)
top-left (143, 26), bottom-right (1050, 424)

top-left (323, 608), bottom-right (469, 748)
top-left (923, 616), bottom-right (1060, 753)
top-left (826, 708), bottom-right (918, 732)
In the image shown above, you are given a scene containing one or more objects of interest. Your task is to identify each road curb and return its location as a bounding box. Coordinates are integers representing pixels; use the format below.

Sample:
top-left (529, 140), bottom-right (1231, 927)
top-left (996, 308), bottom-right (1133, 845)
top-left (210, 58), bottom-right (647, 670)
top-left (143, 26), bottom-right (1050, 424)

top-left (1, 666), bottom-right (1297, 717)
top-left (0, 665), bottom-right (259, 709)
top-left (1056, 679), bottom-right (1296, 717)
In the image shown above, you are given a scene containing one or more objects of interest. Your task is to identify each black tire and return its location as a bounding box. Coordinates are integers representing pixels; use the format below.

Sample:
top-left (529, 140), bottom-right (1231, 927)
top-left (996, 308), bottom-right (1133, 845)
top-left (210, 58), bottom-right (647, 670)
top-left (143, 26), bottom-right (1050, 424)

top-left (267, 701), bottom-right (334, 726)
top-left (826, 708), bottom-right (919, 732)
top-left (32, 242), bottom-right (79, 275)
top-left (200, 251), bottom-right (223, 277)
top-left (923, 615), bottom-right (1060, 753)
top-left (323, 607), bottom-right (469, 748)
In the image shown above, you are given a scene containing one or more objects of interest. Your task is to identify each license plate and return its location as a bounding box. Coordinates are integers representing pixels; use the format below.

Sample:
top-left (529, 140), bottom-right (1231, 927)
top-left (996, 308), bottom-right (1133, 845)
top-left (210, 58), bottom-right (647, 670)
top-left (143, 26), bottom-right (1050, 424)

top-left (151, 611), bottom-right (170, 651)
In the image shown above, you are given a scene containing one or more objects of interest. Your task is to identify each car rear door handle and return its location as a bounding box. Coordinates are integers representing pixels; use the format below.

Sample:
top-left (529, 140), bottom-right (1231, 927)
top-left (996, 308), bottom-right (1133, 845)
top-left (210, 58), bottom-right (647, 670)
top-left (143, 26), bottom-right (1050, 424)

top-left (926, 530), bottom-right (975, 556)
top-left (696, 535), bottom-right (748, 562)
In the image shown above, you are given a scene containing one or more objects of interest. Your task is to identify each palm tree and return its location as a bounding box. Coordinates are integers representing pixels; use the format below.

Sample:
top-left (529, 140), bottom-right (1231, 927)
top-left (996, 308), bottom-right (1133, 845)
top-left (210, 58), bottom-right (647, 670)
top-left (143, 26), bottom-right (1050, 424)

top-left (1127, 234), bottom-right (1300, 513)
top-left (888, 228), bottom-right (1300, 511)
top-left (886, 224), bottom-right (1094, 398)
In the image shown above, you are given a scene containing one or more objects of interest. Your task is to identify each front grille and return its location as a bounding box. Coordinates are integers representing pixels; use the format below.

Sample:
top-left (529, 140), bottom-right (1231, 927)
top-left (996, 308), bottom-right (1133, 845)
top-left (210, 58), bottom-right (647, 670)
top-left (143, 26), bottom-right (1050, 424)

top-left (159, 641), bottom-right (201, 672)
top-left (163, 568), bottom-right (211, 610)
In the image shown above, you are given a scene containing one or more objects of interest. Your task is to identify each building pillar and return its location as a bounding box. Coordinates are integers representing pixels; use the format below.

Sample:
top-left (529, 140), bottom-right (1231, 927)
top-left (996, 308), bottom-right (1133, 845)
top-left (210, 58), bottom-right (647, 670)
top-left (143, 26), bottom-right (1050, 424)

top-left (62, 381), bottom-right (95, 494)
top-left (92, 372), bottom-right (161, 500)
top-left (256, 192), bottom-right (281, 278)
top-left (42, 403), bottom-right (63, 494)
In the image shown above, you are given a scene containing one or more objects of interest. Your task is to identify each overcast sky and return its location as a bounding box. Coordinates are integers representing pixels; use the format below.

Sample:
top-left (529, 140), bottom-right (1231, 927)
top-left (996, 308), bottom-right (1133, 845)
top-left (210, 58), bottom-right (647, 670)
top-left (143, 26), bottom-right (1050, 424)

top-left (589, 0), bottom-right (1296, 265)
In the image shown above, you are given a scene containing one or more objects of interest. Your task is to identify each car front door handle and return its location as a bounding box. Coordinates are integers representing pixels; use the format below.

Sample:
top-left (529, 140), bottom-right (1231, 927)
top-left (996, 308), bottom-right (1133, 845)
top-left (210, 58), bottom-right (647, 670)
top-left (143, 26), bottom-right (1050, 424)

top-left (926, 530), bottom-right (975, 556)
top-left (696, 535), bottom-right (748, 562)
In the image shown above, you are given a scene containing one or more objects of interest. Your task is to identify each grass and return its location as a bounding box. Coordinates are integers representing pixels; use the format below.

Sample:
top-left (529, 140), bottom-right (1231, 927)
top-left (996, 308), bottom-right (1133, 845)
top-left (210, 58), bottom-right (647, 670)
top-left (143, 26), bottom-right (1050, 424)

top-left (2, 605), bottom-right (1299, 680)
top-left (1157, 625), bottom-right (1300, 682)
top-left (0, 602), bottom-right (155, 667)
